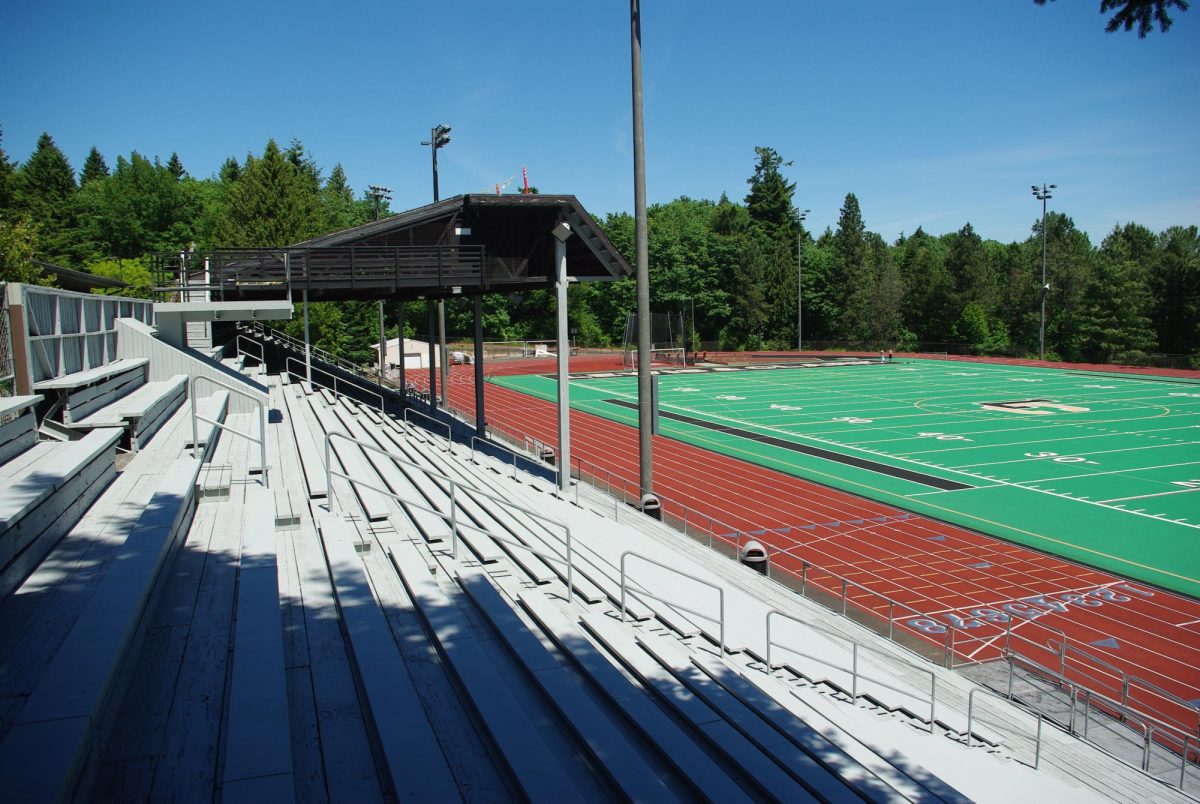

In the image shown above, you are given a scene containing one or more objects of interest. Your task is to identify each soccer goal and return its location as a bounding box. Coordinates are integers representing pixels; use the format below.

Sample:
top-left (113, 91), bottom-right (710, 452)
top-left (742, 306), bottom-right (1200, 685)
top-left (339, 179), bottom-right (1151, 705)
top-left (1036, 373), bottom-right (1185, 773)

top-left (621, 312), bottom-right (687, 368)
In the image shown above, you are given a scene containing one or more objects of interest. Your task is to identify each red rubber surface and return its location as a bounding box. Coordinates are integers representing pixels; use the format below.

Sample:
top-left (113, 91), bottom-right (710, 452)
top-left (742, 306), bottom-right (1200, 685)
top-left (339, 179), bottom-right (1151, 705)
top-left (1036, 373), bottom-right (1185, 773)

top-left (420, 354), bottom-right (1200, 739)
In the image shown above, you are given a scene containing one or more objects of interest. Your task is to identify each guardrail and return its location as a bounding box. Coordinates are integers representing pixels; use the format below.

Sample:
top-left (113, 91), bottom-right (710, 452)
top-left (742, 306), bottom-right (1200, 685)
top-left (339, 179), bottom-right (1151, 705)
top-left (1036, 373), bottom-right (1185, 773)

top-left (765, 609), bottom-right (937, 733)
top-left (235, 334), bottom-right (265, 367)
top-left (321, 431), bottom-right (574, 601)
top-left (402, 407), bottom-right (453, 453)
top-left (469, 435), bottom-right (559, 494)
top-left (1005, 649), bottom-right (1199, 789)
top-left (968, 686), bottom-right (1044, 769)
top-left (619, 551), bottom-right (725, 654)
top-left (190, 374), bottom-right (269, 488)
top-left (285, 356), bottom-right (385, 413)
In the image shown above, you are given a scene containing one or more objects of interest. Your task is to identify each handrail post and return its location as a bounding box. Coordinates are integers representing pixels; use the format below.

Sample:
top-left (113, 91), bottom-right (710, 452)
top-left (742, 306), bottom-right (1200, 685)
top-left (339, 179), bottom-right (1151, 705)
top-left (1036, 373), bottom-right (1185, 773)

top-left (449, 480), bottom-right (459, 560)
top-left (619, 552), bottom-right (628, 622)
top-left (324, 433), bottom-right (333, 504)
top-left (840, 579), bottom-right (847, 615)
top-left (190, 381), bottom-right (200, 459)
top-left (765, 610), bottom-right (775, 670)
top-left (929, 677), bottom-right (937, 734)
top-left (718, 587), bottom-right (725, 654)
top-left (565, 526), bottom-right (574, 603)
top-left (888, 602), bottom-right (894, 640)
top-left (259, 393), bottom-right (269, 488)
top-left (967, 690), bottom-right (976, 748)
top-left (1034, 716), bottom-right (1043, 769)
top-left (851, 642), bottom-right (859, 700)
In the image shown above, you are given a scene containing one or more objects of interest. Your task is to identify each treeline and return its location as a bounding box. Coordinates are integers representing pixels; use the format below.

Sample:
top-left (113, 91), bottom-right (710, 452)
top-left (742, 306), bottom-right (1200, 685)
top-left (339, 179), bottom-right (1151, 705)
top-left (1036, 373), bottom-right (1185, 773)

top-left (1, 131), bottom-right (1197, 367)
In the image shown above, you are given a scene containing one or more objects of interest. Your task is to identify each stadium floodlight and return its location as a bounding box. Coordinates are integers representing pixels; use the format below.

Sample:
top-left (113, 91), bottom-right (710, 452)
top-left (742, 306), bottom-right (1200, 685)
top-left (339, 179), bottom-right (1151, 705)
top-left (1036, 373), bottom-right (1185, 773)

top-left (795, 208), bottom-right (810, 352)
top-left (366, 184), bottom-right (392, 221)
top-left (1032, 183), bottom-right (1056, 361)
top-left (420, 124), bottom-right (453, 407)
top-left (420, 124), bottom-right (452, 201)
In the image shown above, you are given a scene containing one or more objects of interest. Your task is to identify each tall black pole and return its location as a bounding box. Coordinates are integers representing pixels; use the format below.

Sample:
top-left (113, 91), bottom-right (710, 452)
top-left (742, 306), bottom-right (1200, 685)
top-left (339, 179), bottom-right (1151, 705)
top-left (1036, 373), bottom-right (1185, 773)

top-left (1032, 183), bottom-right (1055, 362)
top-left (473, 293), bottom-right (485, 436)
top-left (631, 0), bottom-right (654, 504)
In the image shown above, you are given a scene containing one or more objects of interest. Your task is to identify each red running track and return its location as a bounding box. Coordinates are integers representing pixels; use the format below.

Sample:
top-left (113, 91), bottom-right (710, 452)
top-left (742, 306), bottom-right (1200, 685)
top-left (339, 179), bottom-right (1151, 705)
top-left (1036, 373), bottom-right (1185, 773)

top-left (419, 358), bottom-right (1200, 739)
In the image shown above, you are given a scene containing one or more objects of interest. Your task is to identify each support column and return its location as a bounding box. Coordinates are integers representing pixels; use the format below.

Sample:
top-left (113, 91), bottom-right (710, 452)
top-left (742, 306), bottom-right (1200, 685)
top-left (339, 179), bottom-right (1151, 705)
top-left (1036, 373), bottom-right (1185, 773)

top-left (397, 301), bottom-right (406, 401)
top-left (438, 299), bottom-right (450, 409)
top-left (302, 288), bottom-right (312, 386)
top-left (378, 300), bottom-right (386, 393)
top-left (427, 301), bottom-right (437, 407)
top-left (473, 293), bottom-right (485, 436)
top-left (552, 223), bottom-right (573, 493)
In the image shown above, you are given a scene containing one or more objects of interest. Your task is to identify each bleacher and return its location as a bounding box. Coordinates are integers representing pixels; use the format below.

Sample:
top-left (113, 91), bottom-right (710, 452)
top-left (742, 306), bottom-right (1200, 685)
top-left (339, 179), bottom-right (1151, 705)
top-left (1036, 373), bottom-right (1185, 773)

top-left (0, 292), bottom-right (1194, 802)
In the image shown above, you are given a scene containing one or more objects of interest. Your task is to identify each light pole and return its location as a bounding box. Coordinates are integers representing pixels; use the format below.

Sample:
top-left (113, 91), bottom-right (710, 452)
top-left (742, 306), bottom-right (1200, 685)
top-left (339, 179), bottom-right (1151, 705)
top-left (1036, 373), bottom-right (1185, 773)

top-left (420, 125), bottom-right (451, 202)
top-left (1031, 183), bottom-right (1055, 361)
top-left (366, 185), bottom-right (392, 388)
top-left (795, 208), bottom-right (809, 352)
top-left (366, 184), bottom-right (391, 221)
top-left (421, 125), bottom-right (452, 406)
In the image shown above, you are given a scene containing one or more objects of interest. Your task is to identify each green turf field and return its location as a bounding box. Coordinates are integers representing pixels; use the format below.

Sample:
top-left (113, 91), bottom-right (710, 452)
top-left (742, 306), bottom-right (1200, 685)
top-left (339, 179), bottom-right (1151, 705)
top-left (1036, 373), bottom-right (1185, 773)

top-left (494, 358), bottom-right (1200, 597)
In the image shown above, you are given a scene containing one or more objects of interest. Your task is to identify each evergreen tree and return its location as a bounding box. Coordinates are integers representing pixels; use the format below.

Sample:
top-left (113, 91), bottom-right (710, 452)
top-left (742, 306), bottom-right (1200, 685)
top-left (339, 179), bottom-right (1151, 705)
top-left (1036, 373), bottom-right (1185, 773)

top-left (0, 127), bottom-right (15, 213)
top-left (743, 146), bottom-right (797, 241)
top-left (81, 146), bottom-right (109, 186)
top-left (946, 223), bottom-right (996, 314)
top-left (1033, 212), bottom-right (1094, 361)
top-left (1148, 225), bottom-right (1200, 356)
top-left (80, 151), bottom-right (198, 258)
top-left (1081, 229), bottom-right (1156, 361)
top-left (831, 193), bottom-right (868, 338)
top-left (320, 163), bottom-right (360, 231)
top-left (218, 139), bottom-right (321, 246)
top-left (16, 133), bottom-right (78, 262)
top-left (1033, 0), bottom-right (1189, 37)
top-left (722, 237), bottom-right (768, 349)
top-left (219, 156), bottom-right (241, 183)
top-left (166, 152), bottom-right (186, 180)
top-left (284, 138), bottom-right (322, 193)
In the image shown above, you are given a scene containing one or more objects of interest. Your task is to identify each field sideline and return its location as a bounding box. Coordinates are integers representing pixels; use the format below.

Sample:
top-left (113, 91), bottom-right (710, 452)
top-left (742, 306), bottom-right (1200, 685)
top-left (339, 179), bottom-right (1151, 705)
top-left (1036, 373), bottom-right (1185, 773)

top-left (494, 357), bottom-right (1200, 597)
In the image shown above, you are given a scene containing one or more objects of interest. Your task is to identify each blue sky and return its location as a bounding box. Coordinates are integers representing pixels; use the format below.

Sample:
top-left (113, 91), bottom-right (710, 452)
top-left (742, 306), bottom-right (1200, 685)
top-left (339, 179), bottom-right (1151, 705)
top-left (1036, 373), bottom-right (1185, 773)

top-left (2, 1), bottom-right (1197, 245)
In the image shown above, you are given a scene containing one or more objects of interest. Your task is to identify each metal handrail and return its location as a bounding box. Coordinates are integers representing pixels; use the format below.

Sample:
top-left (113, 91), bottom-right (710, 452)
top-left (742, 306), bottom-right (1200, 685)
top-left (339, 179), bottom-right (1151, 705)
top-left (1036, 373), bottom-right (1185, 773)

top-left (235, 334), bottom-right (265, 366)
top-left (1052, 640), bottom-right (1200, 736)
top-left (1006, 648), bottom-right (1198, 787)
top-left (968, 686), bottom-right (1043, 769)
top-left (619, 551), bottom-right (725, 654)
top-left (189, 374), bottom-right (269, 488)
top-left (569, 452), bottom-right (965, 665)
top-left (321, 431), bottom-right (574, 600)
top-left (469, 435), bottom-right (560, 494)
top-left (765, 609), bottom-right (937, 732)
top-left (285, 356), bottom-right (385, 413)
top-left (403, 407), bottom-right (453, 453)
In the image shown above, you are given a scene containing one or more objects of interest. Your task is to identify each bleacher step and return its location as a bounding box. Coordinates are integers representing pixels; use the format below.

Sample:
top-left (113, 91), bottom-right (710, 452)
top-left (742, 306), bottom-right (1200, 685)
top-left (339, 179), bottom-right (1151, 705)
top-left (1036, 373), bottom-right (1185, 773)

top-left (388, 538), bottom-right (588, 801)
top-left (460, 569), bottom-right (687, 802)
top-left (319, 517), bottom-right (460, 801)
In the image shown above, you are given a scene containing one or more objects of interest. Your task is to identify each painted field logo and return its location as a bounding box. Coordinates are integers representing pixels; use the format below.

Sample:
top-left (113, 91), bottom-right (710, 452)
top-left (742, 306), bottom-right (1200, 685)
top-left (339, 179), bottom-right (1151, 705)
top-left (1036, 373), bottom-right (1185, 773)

top-left (978, 398), bottom-right (1090, 415)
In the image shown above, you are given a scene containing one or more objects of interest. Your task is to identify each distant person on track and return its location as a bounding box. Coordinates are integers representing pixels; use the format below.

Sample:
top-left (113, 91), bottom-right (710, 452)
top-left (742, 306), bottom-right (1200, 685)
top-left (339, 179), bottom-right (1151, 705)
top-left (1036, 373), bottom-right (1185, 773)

top-left (888, 349), bottom-right (893, 363)
top-left (880, 350), bottom-right (886, 363)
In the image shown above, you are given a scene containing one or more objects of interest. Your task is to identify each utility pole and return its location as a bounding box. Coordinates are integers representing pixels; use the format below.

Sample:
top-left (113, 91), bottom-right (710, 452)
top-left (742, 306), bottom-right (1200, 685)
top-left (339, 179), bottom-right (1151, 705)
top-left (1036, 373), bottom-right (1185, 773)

top-left (366, 184), bottom-right (392, 221)
top-left (1031, 183), bottom-right (1055, 361)
top-left (795, 208), bottom-right (809, 352)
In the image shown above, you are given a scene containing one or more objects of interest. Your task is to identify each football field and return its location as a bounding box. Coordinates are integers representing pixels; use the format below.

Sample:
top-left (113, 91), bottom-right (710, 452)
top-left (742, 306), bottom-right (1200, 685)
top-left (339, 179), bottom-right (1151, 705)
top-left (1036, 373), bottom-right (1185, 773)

top-left (494, 358), bottom-right (1200, 597)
